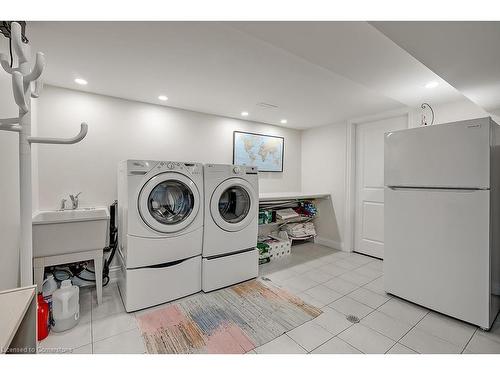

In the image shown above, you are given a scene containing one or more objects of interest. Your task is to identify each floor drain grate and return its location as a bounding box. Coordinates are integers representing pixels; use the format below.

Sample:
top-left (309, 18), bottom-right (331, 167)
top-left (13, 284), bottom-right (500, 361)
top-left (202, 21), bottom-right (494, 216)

top-left (346, 314), bottom-right (360, 324)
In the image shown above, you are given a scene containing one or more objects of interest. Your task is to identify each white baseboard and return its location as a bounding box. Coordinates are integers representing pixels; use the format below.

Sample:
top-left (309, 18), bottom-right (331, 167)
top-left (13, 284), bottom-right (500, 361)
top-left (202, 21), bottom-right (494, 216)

top-left (314, 237), bottom-right (344, 251)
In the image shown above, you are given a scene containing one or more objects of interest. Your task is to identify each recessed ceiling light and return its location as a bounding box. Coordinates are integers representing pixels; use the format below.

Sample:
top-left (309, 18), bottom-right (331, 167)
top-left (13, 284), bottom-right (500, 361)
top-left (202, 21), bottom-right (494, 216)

top-left (241, 111), bottom-right (249, 117)
top-left (425, 81), bottom-right (439, 89)
top-left (158, 95), bottom-right (168, 101)
top-left (280, 119), bottom-right (288, 124)
top-left (74, 78), bottom-right (87, 85)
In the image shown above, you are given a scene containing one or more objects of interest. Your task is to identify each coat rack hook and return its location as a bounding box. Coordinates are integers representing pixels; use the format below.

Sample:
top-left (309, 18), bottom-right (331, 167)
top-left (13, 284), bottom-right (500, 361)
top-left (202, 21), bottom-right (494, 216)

top-left (0, 53), bottom-right (14, 74)
top-left (25, 52), bottom-right (45, 83)
top-left (12, 71), bottom-right (28, 113)
top-left (28, 122), bottom-right (88, 145)
top-left (10, 22), bottom-right (29, 64)
top-left (31, 78), bottom-right (43, 98)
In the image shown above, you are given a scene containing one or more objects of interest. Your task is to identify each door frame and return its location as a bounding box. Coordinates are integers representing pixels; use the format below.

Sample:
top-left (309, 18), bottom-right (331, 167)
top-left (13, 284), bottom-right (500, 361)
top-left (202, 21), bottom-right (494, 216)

top-left (344, 108), bottom-right (414, 253)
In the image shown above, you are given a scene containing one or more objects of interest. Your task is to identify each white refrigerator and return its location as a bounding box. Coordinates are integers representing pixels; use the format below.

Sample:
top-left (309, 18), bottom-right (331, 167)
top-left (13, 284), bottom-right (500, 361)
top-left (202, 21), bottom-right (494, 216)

top-left (384, 117), bottom-right (500, 330)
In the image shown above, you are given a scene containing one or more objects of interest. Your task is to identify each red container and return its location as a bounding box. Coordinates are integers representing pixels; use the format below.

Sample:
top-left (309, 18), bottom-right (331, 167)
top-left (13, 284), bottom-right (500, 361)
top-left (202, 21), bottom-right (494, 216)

top-left (37, 293), bottom-right (49, 341)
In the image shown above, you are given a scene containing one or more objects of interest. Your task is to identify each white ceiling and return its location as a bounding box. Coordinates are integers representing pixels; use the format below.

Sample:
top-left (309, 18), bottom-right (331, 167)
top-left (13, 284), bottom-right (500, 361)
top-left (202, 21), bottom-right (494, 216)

top-left (228, 22), bottom-right (463, 108)
top-left (22, 21), bottom-right (466, 129)
top-left (372, 21), bottom-right (500, 117)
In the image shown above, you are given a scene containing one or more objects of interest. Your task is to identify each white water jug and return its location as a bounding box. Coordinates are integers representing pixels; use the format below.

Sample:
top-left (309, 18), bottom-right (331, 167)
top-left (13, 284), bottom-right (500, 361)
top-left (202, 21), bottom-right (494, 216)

top-left (52, 279), bottom-right (80, 332)
top-left (42, 274), bottom-right (58, 298)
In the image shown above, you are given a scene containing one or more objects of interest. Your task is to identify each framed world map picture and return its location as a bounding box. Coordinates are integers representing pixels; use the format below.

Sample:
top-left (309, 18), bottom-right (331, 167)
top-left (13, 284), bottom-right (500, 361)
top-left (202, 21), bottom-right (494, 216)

top-left (233, 131), bottom-right (284, 172)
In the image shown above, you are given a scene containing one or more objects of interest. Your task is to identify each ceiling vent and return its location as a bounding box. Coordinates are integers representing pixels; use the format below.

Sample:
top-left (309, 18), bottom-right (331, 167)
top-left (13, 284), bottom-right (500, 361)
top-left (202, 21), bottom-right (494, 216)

top-left (256, 102), bottom-right (279, 110)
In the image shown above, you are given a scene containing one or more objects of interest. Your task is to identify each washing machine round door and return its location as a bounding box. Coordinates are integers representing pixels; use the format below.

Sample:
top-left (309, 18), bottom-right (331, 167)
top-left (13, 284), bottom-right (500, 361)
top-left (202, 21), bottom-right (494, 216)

top-left (210, 178), bottom-right (256, 232)
top-left (138, 172), bottom-right (200, 233)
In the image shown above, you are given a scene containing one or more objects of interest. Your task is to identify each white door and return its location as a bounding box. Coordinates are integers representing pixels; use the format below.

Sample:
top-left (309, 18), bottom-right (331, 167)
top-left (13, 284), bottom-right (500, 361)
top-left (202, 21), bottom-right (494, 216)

top-left (354, 115), bottom-right (408, 258)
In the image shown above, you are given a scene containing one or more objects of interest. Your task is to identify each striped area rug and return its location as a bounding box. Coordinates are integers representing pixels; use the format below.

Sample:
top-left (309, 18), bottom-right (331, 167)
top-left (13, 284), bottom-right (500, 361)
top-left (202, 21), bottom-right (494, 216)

top-left (135, 279), bottom-right (322, 354)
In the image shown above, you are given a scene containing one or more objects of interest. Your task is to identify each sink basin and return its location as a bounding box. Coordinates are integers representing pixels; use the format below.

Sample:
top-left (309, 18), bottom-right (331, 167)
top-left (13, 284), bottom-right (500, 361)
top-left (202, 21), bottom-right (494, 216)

top-left (32, 207), bottom-right (110, 258)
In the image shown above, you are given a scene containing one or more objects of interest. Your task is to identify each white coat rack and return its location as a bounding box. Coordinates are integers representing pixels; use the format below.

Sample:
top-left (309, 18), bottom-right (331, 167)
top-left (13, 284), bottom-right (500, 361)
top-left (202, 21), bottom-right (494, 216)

top-left (0, 22), bottom-right (88, 287)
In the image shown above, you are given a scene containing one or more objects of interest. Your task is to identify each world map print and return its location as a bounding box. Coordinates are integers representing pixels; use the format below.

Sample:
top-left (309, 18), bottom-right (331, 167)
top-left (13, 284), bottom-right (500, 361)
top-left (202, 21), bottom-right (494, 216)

top-left (233, 132), bottom-right (284, 172)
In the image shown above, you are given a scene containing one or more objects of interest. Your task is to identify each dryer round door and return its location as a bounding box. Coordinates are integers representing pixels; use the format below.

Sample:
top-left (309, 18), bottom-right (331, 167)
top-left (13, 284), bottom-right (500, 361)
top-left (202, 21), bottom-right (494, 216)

top-left (138, 172), bottom-right (200, 233)
top-left (210, 178), bottom-right (256, 232)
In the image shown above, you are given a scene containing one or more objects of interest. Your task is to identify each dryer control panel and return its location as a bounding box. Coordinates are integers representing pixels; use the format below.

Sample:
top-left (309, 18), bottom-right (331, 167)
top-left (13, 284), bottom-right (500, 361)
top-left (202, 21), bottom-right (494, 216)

top-left (206, 164), bottom-right (258, 175)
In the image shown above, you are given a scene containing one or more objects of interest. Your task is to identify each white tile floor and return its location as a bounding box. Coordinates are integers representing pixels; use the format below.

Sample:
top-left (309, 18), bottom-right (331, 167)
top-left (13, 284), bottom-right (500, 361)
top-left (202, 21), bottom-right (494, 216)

top-left (39, 243), bottom-right (500, 354)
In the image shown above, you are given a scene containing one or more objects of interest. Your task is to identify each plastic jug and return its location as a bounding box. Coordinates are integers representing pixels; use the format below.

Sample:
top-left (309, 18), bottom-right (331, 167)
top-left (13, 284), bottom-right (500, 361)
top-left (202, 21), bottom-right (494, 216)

top-left (42, 274), bottom-right (58, 298)
top-left (52, 280), bottom-right (80, 332)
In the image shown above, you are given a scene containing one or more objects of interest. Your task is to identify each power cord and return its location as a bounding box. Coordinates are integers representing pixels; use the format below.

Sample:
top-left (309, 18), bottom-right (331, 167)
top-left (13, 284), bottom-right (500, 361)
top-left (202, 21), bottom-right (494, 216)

top-left (9, 37), bottom-right (12, 67)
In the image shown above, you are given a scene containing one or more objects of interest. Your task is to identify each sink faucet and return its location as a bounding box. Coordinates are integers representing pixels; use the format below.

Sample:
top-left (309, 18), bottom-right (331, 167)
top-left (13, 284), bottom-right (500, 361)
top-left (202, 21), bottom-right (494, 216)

top-left (69, 192), bottom-right (82, 210)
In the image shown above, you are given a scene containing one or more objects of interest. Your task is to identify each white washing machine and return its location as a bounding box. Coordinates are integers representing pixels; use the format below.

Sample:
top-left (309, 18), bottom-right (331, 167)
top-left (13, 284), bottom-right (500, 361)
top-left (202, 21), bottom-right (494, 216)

top-left (202, 164), bottom-right (259, 292)
top-left (117, 160), bottom-right (203, 311)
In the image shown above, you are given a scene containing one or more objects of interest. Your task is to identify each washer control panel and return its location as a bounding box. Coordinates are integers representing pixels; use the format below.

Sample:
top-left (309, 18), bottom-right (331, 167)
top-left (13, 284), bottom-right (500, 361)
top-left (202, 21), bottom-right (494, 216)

top-left (155, 161), bottom-right (202, 175)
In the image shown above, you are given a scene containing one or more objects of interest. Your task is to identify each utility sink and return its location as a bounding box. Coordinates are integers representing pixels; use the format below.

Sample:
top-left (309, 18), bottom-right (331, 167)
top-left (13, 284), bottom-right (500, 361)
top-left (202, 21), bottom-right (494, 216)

top-left (32, 207), bottom-right (110, 258)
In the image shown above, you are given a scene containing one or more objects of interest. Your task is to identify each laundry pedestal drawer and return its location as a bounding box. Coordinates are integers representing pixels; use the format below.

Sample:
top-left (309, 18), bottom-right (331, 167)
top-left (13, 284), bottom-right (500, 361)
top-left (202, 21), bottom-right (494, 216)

top-left (202, 249), bottom-right (258, 292)
top-left (118, 254), bottom-right (201, 312)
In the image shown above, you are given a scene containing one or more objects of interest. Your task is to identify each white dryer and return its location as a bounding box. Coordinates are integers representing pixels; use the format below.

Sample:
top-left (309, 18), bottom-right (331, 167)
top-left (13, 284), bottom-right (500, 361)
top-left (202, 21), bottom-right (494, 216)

top-left (202, 164), bottom-right (259, 292)
top-left (117, 160), bottom-right (203, 311)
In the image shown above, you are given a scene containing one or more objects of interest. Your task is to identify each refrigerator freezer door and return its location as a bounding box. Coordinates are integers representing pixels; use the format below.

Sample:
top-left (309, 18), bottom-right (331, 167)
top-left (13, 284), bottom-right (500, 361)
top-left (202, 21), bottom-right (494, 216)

top-left (384, 187), bottom-right (492, 328)
top-left (385, 118), bottom-right (490, 189)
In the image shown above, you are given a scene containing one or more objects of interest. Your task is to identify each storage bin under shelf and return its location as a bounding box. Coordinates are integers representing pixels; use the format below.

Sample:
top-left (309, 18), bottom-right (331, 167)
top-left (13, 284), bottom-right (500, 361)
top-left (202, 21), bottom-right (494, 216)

top-left (258, 231), bottom-right (292, 262)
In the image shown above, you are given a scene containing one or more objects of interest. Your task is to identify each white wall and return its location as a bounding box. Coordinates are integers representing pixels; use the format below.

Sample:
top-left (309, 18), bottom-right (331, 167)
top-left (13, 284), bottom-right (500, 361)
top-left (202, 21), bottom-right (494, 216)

top-left (0, 75), bottom-right (20, 290)
top-left (301, 121), bottom-right (347, 249)
top-left (36, 86), bottom-right (302, 210)
top-left (301, 98), bottom-right (497, 251)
